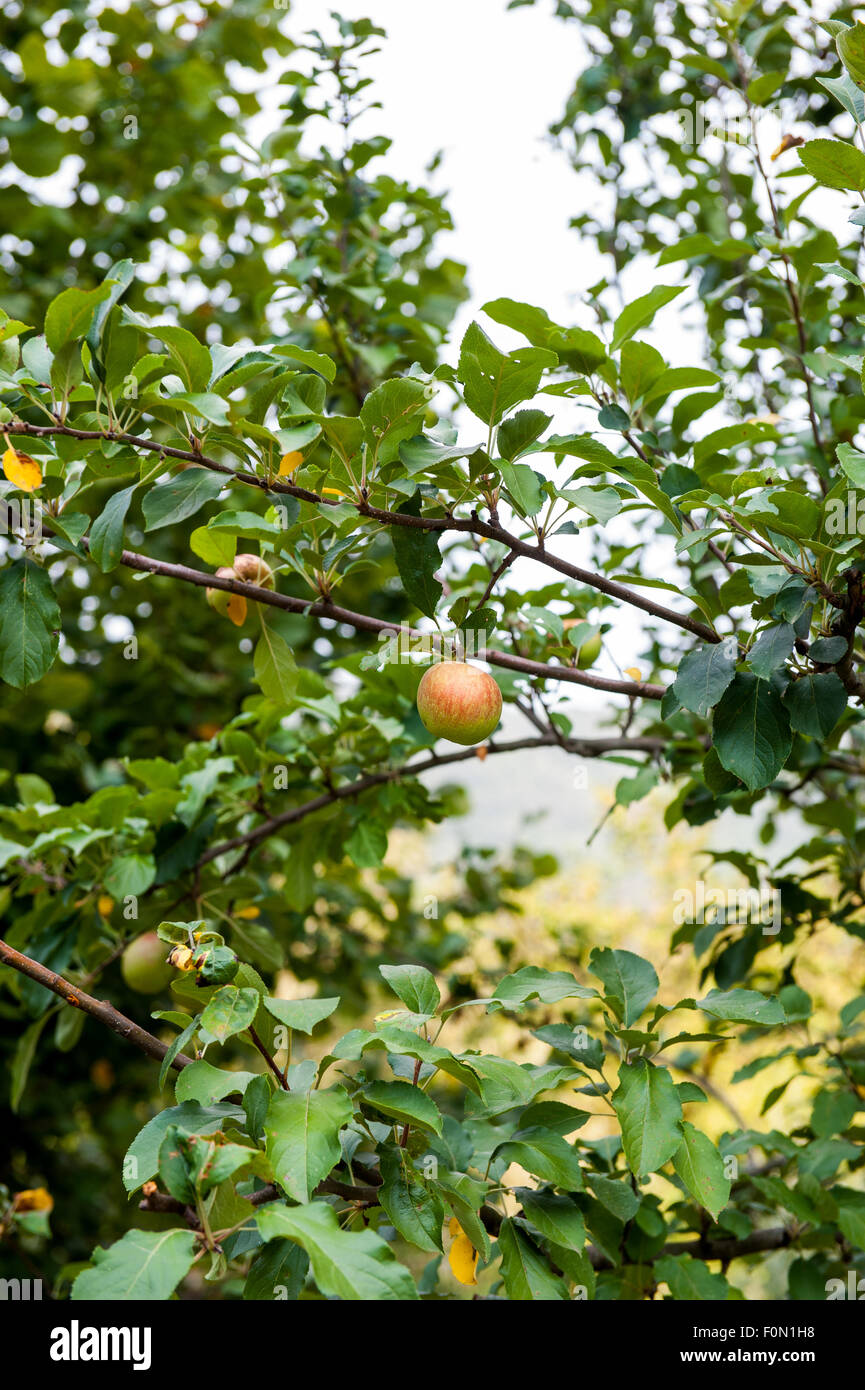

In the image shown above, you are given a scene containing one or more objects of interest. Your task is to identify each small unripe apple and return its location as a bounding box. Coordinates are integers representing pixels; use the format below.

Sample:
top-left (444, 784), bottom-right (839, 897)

top-left (232, 553), bottom-right (274, 588)
top-left (121, 933), bottom-right (173, 995)
top-left (576, 631), bottom-right (602, 669)
top-left (416, 661), bottom-right (502, 746)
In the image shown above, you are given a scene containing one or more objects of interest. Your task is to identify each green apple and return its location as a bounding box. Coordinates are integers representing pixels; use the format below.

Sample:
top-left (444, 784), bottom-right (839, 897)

top-left (576, 631), bottom-right (602, 669)
top-left (121, 933), bottom-right (174, 995)
top-left (416, 661), bottom-right (502, 746)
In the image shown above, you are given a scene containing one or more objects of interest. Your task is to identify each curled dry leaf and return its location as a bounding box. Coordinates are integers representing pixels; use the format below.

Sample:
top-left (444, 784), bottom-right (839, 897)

top-left (770, 133), bottom-right (804, 161)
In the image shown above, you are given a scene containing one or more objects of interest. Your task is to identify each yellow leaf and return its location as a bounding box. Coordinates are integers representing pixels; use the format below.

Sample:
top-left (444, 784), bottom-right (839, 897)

top-left (279, 450), bottom-right (303, 476)
top-left (624, 666), bottom-right (641, 681)
top-left (322, 487), bottom-right (345, 497)
top-left (97, 895), bottom-right (114, 917)
top-left (226, 594), bottom-right (247, 626)
top-left (447, 1218), bottom-right (478, 1286)
top-left (14, 1187), bottom-right (53, 1213)
top-left (3, 447), bottom-right (42, 492)
top-left (236, 905), bottom-right (260, 920)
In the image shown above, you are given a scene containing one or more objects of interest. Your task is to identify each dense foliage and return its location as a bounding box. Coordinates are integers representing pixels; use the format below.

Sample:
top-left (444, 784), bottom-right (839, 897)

top-left (3, 0), bottom-right (865, 1301)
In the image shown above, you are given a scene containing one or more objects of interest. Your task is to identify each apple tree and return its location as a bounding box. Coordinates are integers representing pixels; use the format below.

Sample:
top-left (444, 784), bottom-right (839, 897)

top-left (1, 1), bottom-right (865, 1301)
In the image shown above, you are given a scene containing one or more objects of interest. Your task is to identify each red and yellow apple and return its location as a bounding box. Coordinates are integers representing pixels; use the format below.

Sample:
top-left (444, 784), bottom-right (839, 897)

top-left (232, 553), bottom-right (274, 588)
top-left (416, 661), bottom-right (502, 746)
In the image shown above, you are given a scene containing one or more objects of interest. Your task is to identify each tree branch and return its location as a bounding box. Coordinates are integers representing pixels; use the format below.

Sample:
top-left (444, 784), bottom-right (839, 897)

top-left (0, 938), bottom-right (195, 1071)
top-left (17, 418), bottom-right (718, 644)
top-left (79, 539), bottom-right (666, 699)
top-left (196, 731), bottom-right (668, 868)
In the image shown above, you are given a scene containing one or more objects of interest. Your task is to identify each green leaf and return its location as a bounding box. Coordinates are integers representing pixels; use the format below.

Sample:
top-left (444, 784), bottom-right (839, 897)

top-left (836, 442), bottom-right (865, 486)
top-left (747, 622), bottom-right (795, 680)
top-left (257, 1199), bottom-right (418, 1300)
top-left (380, 963), bottom-right (440, 1014)
top-left (103, 853), bottom-right (156, 898)
top-left (122, 1102), bottom-right (244, 1192)
top-left (345, 818), bottom-right (388, 868)
top-left (817, 72), bottom-right (865, 122)
top-left (498, 459), bottom-right (545, 517)
top-left (697, 988), bottom-right (785, 1026)
top-left (654, 1252), bottom-right (731, 1301)
top-left (482, 297), bottom-right (606, 372)
top-left (712, 673), bottom-right (792, 791)
top-left (782, 672), bottom-right (846, 738)
top-left (262, 996), bottom-right (339, 1035)
top-left (164, 391), bottom-right (231, 426)
top-left (747, 70), bottom-right (786, 105)
top-left (142, 467), bottom-right (224, 532)
top-left (497, 409), bottom-right (552, 459)
top-left (200, 985), bottom-right (260, 1043)
top-left (611, 286), bottom-right (685, 352)
top-left (190, 525), bottom-right (236, 568)
top-left (516, 1187), bottom-right (586, 1251)
top-left (71, 1229), bottom-right (197, 1301)
top-left (89, 483), bottom-right (138, 572)
top-left (134, 319), bottom-right (211, 392)
top-left (497, 1218), bottom-right (569, 1299)
top-left (492, 965), bottom-right (595, 1007)
top-left (174, 1060), bottom-right (257, 1105)
top-left (799, 139), bottom-right (865, 191)
top-left (44, 284), bottom-right (112, 353)
top-left (838, 21), bottom-right (865, 92)
top-left (491, 1128), bottom-right (585, 1190)
top-left (264, 1086), bottom-right (354, 1202)
top-left (612, 1059), bottom-right (683, 1177)
top-left (360, 376), bottom-right (430, 464)
top-left (10, 1015), bottom-right (50, 1113)
top-left (0, 560), bottom-right (61, 688)
top-left (362, 1079), bottom-right (443, 1135)
top-left (254, 627), bottom-right (298, 704)
top-left (390, 490), bottom-right (443, 617)
top-left (458, 321), bottom-right (556, 426)
top-left (243, 1239), bottom-right (308, 1300)
top-left (273, 343), bottom-right (337, 381)
top-left (378, 1144), bottom-right (444, 1252)
top-left (672, 1122), bottom-right (731, 1221)
top-left (588, 948), bottom-right (658, 1026)
top-left (672, 643), bottom-right (736, 717)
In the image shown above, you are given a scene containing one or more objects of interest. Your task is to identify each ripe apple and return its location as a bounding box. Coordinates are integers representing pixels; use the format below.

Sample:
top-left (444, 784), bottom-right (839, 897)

top-left (232, 553), bottom-right (274, 588)
top-left (416, 661), bottom-right (502, 746)
top-left (121, 933), bottom-right (173, 995)
top-left (206, 566), bottom-right (239, 618)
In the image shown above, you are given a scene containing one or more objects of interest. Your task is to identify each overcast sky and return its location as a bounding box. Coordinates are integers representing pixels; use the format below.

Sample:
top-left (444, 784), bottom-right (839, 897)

top-left (287, 0), bottom-right (599, 340)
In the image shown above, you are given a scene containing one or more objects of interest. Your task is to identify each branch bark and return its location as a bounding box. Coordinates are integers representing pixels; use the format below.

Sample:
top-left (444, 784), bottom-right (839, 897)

top-left (0, 937), bottom-right (195, 1071)
top-left (196, 731), bottom-right (669, 868)
top-left (17, 418), bottom-right (718, 644)
top-left (91, 540), bottom-right (667, 700)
